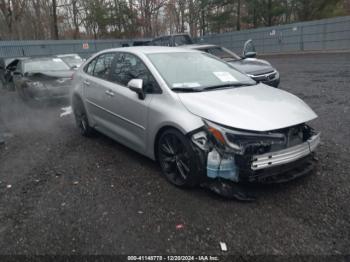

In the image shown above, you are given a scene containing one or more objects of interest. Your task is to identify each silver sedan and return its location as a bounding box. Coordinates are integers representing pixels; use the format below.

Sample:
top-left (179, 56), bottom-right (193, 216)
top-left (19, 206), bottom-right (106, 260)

top-left (71, 46), bottom-right (320, 190)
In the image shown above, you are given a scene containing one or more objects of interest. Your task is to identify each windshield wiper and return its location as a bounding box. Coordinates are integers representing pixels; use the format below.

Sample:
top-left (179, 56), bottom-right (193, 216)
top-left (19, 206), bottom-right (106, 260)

top-left (202, 83), bottom-right (255, 91)
top-left (172, 87), bottom-right (203, 93)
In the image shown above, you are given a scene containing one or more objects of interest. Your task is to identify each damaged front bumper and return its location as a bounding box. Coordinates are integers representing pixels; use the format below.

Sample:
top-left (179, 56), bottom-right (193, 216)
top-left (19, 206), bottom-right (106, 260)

top-left (251, 133), bottom-right (320, 171)
top-left (192, 121), bottom-right (320, 185)
top-left (25, 81), bottom-right (71, 100)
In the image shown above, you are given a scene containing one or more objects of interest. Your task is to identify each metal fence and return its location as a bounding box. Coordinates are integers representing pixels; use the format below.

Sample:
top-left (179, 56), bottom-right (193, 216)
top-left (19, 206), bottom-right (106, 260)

top-left (0, 16), bottom-right (349, 58)
top-left (201, 16), bottom-right (350, 55)
top-left (0, 39), bottom-right (140, 59)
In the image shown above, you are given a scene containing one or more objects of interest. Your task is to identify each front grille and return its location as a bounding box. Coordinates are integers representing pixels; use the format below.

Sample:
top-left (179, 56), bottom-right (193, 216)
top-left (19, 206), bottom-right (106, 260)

top-left (225, 125), bottom-right (319, 183)
top-left (251, 71), bottom-right (276, 82)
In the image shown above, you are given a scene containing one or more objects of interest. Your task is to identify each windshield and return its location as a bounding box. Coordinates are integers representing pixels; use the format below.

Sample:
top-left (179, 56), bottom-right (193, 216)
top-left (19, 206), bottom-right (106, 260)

top-left (147, 52), bottom-right (255, 91)
top-left (23, 58), bottom-right (70, 72)
top-left (5, 58), bottom-right (17, 67)
top-left (59, 55), bottom-right (83, 67)
top-left (206, 47), bottom-right (241, 61)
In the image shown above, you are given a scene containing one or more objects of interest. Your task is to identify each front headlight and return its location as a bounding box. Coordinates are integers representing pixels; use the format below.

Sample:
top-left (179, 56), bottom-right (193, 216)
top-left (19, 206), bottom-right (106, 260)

top-left (203, 119), bottom-right (242, 153)
top-left (203, 119), bottom-right (286, 155)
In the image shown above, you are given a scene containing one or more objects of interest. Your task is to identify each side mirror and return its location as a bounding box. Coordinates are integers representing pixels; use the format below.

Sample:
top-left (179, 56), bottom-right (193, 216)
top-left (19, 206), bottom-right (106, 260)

top-left (243, 39), bottom-right (257, 58)
top-left (127, 79), bottom-right (145, 100)
top-left (244, 52), bottom-right (257, 58)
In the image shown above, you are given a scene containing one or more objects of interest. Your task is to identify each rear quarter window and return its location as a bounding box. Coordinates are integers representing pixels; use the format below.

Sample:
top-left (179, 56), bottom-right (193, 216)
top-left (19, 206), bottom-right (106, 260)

top-left (84, 58), bottom-right (97, 75)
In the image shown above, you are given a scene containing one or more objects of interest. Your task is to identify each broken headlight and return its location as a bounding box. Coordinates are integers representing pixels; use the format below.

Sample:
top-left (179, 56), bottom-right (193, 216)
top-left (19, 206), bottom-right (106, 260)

top-left (203, 119), bottom-right (286, 155)
top-left (191, 131), bottom-right (209, 151)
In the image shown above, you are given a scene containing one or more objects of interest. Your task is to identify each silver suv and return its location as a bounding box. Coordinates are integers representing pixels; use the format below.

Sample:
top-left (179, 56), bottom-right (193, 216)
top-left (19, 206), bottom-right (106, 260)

top-left (72, 46), bottom-right (320, 191)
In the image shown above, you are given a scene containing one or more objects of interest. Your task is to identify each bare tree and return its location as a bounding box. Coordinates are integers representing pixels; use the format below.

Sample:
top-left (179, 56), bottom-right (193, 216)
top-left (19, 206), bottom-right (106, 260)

top-left (0, 0), bottom-right (348, 40)
top-left (237, 0), bottom-right (241, 30)
top-left (0, 0), bottom-right (27, 39)
top-left (52, 0), bottom-right (59, 39)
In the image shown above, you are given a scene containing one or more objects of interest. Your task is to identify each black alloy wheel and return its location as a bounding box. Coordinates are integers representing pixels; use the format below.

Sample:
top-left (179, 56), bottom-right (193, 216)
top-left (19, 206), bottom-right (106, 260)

top-left (157, 129), bottom-right (200, 187)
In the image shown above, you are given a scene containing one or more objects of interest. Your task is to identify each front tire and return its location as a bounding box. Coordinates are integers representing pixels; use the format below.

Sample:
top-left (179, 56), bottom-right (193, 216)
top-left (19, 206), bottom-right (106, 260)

top-left (73, 97), bottom-right (93, 137)
top-left (157, 129), bottom-right (201, 187)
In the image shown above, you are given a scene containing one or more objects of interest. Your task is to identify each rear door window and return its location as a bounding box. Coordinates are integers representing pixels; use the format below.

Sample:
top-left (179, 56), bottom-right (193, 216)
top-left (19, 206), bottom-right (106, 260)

top-left (92, 53), bottom-right (115, 80)
top-left (85, 59), bottom-right (97, 75)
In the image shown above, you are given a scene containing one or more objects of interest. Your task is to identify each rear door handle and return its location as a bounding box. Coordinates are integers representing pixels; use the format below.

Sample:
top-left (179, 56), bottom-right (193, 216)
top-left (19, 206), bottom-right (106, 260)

top-left (105, 89), bottom-right (115, 97)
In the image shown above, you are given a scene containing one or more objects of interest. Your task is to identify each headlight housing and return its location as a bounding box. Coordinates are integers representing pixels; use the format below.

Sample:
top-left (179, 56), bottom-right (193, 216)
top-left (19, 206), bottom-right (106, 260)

top-left (203, 119), bottom-right (286, 155)
top-left (275, 70), bottom-right (280, 80)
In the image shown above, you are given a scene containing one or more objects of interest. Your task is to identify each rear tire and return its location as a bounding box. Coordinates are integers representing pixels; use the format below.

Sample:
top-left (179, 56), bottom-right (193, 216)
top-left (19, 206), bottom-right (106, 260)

top-left (157, 128), bottom-right (201, 188)
top-left (73, 97), bottom-right (94, 137)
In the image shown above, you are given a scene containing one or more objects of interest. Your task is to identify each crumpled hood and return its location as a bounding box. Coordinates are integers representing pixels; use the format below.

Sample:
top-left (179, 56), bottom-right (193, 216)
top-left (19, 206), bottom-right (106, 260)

top-left (229, 58), bottom-right (275, 75)
top-left (177, 84), bottom-right (317, 132)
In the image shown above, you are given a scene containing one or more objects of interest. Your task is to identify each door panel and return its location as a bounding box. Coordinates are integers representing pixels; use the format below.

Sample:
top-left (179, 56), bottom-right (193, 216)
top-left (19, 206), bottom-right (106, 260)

top-left (102, 52), bottom-right (161, 154)
top-left (83, 53), bottom-right (116, 127)
top-left (84, 76), bottom-right (111, 127)
top-left (104, 80), bottom-right (152, 153)
top-left (82, 52), bottom-right (158, 155)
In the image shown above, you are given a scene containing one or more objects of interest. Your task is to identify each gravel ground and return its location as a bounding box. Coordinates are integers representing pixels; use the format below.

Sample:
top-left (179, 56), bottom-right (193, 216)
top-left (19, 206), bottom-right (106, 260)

top-left (0, 53), bottom-right (349, 258)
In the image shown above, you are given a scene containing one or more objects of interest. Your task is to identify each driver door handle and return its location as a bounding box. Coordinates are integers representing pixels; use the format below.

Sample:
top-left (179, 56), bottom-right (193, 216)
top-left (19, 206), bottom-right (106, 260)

top-left (105, 89), bottom-right (115, 97)
top-left (83, 80), bottom-right (90, 86)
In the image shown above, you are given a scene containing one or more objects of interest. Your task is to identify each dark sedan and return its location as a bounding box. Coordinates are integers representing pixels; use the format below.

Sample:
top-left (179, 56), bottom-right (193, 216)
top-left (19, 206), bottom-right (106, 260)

top-left (185, 42), bottom-right (280, 88)
top-left (13, 57), bottom-right (74, 103)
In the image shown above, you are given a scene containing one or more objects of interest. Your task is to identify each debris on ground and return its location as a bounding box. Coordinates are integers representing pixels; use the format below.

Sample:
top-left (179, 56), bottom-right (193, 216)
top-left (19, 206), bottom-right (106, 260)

top-left (137, 210), bottom-right (144, 214)
top-left (6, 184), bottom-right (12, 189)
top-left (176, 224), bottom-right (185, 230)
top-left (60, 106), bottom-right (72, 117)
top-left (202, 180), bottom-right (256, 201)
top-left (73, 181), bottom-right (79, 185)
top-left (220, 242), bottom-right (227, 252)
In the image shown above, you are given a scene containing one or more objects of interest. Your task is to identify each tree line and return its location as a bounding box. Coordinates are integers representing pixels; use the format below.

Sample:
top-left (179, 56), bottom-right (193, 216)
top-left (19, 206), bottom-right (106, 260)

top-left (0, 0), bottom-right (349, 40)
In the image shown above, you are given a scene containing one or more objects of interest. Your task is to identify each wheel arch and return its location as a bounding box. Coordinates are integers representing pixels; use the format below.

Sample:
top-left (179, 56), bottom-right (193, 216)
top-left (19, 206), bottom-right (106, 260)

top-left (153, 125), bottom-right (187, 162)
top-left (71, 92), bottom-right (94, 125)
